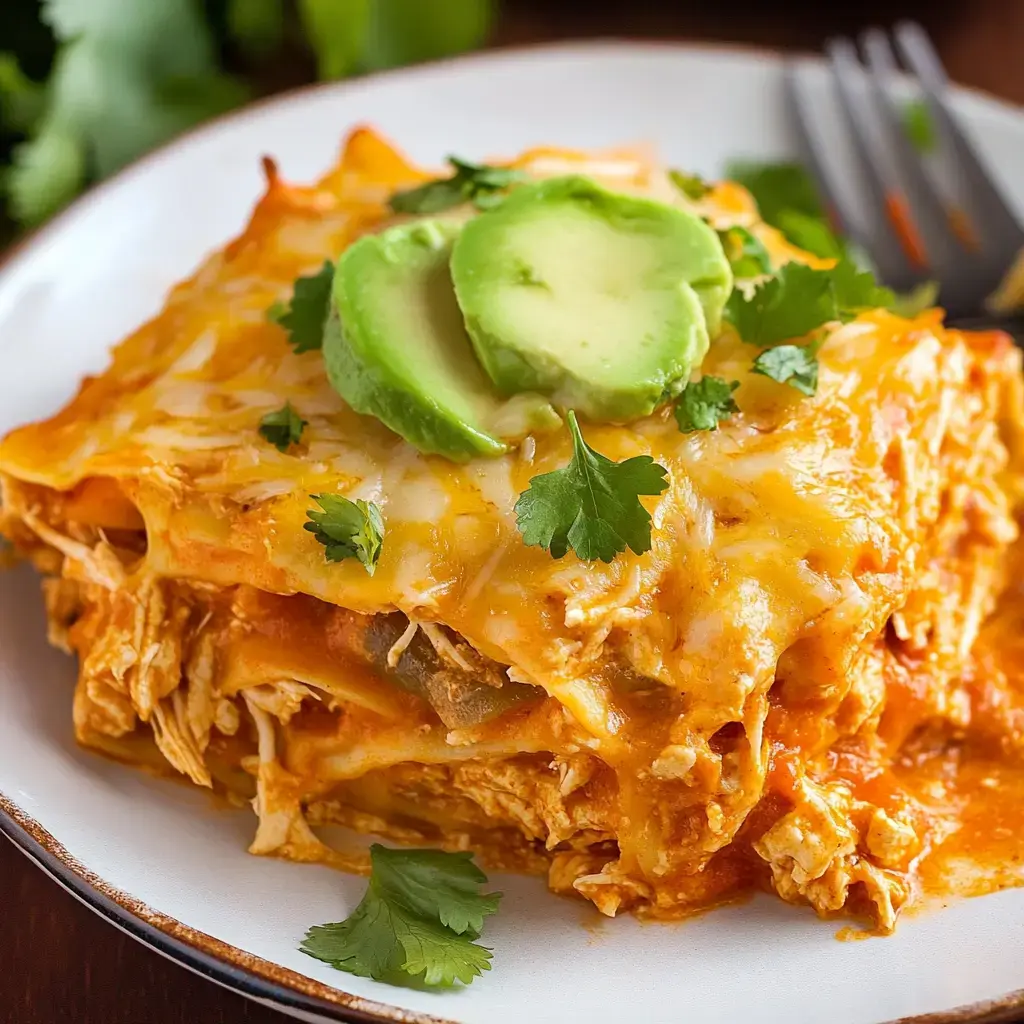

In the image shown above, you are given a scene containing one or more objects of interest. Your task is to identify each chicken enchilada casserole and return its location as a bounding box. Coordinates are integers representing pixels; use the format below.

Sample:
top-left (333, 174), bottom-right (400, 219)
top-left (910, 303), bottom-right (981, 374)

top-left (3, 127), bottom-right (1024, 948)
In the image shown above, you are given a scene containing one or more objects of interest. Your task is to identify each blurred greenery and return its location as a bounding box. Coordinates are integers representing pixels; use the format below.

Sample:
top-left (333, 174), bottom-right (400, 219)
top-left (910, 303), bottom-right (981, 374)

top-left (0, 0), bottom-right (497, 239)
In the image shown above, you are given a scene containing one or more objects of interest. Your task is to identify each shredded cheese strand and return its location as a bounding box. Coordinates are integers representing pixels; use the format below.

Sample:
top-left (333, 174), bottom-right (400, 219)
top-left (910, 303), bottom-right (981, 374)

top-left (387, 620), bottom-right (419, 668)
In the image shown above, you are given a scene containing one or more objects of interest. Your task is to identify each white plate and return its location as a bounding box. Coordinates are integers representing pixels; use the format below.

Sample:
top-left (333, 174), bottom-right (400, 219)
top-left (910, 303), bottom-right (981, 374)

top-left (3, 41), bottom-right (1024, 1024)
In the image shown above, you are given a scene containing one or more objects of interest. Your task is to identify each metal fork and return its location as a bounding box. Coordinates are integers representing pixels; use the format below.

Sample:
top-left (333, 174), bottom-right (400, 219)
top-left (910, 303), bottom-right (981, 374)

top-left (785, 20), bottom-right (1024, 332)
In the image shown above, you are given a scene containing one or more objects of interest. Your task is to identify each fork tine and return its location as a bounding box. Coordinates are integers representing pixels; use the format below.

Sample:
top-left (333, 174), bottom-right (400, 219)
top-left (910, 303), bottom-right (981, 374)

top-left (893, 20), bottom-right (1024, 268)
top-left (857, 27), bottom-right (967, 295)
top-left (822, 39), bottom-right (919, 288)
top-left (783, 66), bottom-right (859, 238)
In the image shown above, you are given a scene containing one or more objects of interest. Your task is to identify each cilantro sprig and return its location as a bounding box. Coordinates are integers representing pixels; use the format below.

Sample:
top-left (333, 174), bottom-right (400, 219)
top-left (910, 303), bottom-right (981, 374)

top-left (301, 845), bottom-right (501, 988)
top-left (4, 2), bottom-right (247, 226)
top-left (675, 377), bottom-right (740, 433)
top-left (389, 157), bottom-right (526, 215)
top-left (718, 226), bottom-right (771, 278)
top-left (726, 160), bottom-right (848, 260)
top-left (259, 402), bottom-right (306, 452)
top-left (726, 157), bottom-right (940, 312)
top-left (726, 260), bottom-right (895, 347)
top-left (725, 260), bottom-right (893, 397)
top-left (752, 343), bottom-right (821, 396)
top-left (305, 494), bottom-right (384, 574)
top-left (269, 261), bottom-right (334, 353)
top-left (773, 210), bottom-right (846, 260)
top-left (515, 411), bottom-right (669, 563)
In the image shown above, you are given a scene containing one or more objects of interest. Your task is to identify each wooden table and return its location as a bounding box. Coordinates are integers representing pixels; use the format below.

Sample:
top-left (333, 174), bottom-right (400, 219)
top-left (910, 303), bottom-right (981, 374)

top-left (4, 2), bottom-right (1024, 1021)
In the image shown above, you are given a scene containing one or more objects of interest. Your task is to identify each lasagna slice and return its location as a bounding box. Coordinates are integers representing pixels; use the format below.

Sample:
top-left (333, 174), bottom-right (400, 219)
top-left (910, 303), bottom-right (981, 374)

top-left (3, 127), bottom-right (1024, 933)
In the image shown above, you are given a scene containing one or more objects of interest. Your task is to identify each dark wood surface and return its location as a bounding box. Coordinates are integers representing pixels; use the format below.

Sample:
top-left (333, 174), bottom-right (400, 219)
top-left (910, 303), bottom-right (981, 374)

top-left (5, 4), bottom-right (1024, 1022)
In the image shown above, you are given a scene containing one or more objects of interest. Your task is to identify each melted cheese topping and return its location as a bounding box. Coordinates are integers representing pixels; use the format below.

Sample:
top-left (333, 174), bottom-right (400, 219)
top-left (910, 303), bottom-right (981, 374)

top-left (3, 127), bottom-right (1024, 930)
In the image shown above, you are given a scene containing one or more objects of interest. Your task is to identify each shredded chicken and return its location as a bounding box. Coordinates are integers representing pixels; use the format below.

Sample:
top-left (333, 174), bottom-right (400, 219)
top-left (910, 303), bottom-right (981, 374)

top-left (244, 695), bottom-right (330, 862)
top-left (151, 690), bottom-right (212, 787)
top-left (22, 513), bottom-right (125, 590)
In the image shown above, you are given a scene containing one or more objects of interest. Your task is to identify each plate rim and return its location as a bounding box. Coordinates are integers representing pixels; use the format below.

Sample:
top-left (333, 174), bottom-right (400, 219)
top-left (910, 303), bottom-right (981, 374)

top-left (2, 38), bottom-right (1024, 1024)
top-left (4, 789), bottom-right (1024, 1024)
top-left (0, 790), bottom-right (452, 1024)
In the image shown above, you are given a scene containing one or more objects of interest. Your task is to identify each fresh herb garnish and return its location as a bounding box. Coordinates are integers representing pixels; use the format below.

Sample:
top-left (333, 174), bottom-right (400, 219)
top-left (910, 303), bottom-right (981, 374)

top-left (515, 411), bottom-right (669, 563)
top-left (305, 494), bottom-right (384, 574)
top-left (2, 4), bottom-right (247, 227)
top-left (726, 160), bottom-right (848, 260)
top-left (726, 160), bottom-right (822, 227)
top-left (718, 226), bottom-right (771, 277)
top-left (269, 261), bottom-right (334, 353)
top-left (773, 209), bottom-right (846, 260)
top-left (752, 342), bottom-right (821, 396)
top-left (669, 169), bottom-right (710, 201)
top-left (725, 260), bottom-right (895, 346)
top-left (389, 157), bottom-right (526, 215)
top-left (258, 402), bottom-right (306, 452)
top-left (903, 99), bottom-right (937, 154)
top-left (675, 377), bottom-right (740, 433)
top-left (301, 845), bottom-right (501, 988)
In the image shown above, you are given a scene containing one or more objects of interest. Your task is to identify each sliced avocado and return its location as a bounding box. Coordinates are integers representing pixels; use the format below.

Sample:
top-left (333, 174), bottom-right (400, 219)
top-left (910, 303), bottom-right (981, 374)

top-left (324, 219), bottom-right (559, 461)
top-left (450, 175), bottom-right (733, 421)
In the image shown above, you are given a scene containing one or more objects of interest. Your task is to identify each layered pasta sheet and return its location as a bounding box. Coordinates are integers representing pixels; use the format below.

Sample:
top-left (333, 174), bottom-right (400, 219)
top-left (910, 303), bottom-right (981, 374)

top-left (3, 129), bottom-right (1024, 930)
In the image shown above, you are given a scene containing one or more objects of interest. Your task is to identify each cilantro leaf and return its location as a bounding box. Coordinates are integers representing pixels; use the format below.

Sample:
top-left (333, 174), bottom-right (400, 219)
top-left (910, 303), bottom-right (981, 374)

top-left (303, 894), bottom-right (407, 982)
top-left (389, 157), bottom-right (525, 215)
top-left (388, 176), bottom-right (466, 215)
top-left (270, 261), bottom-right (334, 353)
top-left (773, 209), bottom-right (846, 260)
top-left (726, 260), bottom-right (895, 346)
top-left (903, 99), bottom-right (937, 154)
top-left (448, 157), bottom-right (520, 191)
top-left (301, 844), bottom-right (500, 988)
top-left (726, 160), bottom-right (823, 225)
top-left (718, 226), bottom-right (771, 277)
top-left (372, 846), bottom-right (501, 937)
top-left (828, 259), bottom-right (896, 317)
top-left (752, 343), bottom-right (820, 396)
top-left (725, 262), bottom-right (836, 346)
top-left (258, 403), bottom-right (306, 452)
top-left (669, 169), bottom-right (710, 200)
top-left (305, 494), bottom-right (384, 573)
top-left (515, 411), bottom-right (669, 563)
top-left (675, 377), bottom-right (740, 433)
top-left (725, 160), bottom-right (855, 261)
top-left (303, 899), bottom-right (492, 988)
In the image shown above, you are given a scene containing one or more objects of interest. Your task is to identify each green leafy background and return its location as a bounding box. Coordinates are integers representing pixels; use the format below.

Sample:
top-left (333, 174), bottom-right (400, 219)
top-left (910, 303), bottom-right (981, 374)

top-left (0, 0), bottom-right (497, 241)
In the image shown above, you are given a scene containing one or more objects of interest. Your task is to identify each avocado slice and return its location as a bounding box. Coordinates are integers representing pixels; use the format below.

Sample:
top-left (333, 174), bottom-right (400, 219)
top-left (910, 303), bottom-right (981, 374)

top-left (324, 219), bottom-right (559, 461)
top-left (450, 175), bottom-right (733, 421)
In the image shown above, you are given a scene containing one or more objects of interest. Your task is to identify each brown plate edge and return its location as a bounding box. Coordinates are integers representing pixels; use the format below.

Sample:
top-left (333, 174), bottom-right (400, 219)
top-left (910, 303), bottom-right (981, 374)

top-left (0, 790), bottom-right (455, 1024)
top-left (3, 784), bottom-right (1024, 1024)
